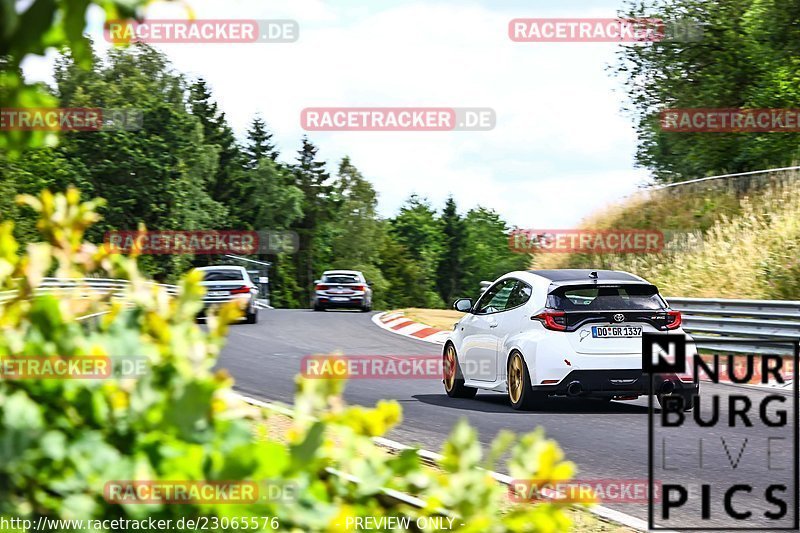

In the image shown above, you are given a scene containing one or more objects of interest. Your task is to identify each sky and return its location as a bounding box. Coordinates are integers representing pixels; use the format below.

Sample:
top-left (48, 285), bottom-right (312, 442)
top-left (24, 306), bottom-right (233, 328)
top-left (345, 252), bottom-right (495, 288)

top-left (21, 0), bottom-right (653, 228)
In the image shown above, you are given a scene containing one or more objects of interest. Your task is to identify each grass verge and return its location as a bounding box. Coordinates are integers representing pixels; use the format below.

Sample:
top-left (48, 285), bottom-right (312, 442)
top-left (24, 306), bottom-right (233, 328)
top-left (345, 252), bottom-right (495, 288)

top-left (532, 173), bottom-right (800, 299)
top-left (389, 308), bottom-right (465, 330)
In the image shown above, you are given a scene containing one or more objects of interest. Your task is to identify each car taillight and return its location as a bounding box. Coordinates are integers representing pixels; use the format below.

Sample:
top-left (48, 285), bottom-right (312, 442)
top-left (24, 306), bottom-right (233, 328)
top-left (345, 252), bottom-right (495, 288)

top-left (230, 286), bottom-right (251, 294)
top-left (665, 310), bottom-right (681, 330)
top-left (354, 285), bottom-right (366, 291)
top-left (315, 284), bottom-right (328, 291)
top-left (533, 310), bottom-right (567, 331)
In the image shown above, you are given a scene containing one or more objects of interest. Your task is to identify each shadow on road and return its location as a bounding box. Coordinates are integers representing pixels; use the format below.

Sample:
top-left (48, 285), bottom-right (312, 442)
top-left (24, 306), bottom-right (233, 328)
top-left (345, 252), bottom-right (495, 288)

top-left (413, 393), bottom-right (651, 414)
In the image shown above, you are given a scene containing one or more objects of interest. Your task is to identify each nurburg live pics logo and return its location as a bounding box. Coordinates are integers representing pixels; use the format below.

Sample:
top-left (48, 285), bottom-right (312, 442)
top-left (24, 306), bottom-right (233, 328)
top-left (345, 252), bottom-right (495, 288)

top-left (643, 333), bottom-right (799, 530)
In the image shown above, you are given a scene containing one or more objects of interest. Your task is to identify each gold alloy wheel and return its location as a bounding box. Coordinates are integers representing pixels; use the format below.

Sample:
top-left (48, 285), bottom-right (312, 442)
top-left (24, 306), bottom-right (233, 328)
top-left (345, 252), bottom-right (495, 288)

top-left (508, 353), bottom-right (524, 404)
top-left (443, 345), bottom-right (457, 391)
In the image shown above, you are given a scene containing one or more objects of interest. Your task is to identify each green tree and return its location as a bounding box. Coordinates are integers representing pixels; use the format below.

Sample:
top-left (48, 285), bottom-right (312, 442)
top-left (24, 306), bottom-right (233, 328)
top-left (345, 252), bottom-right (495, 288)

top-left (53, 44), bottom-right (227, 280)
top-left (324, 157), bottom-right (383, 266)
top-left (246, 157), bottom-right (304, 308)
top-left (436, 196), bottom-right (466, 305)
top-left (1, 0), bottom-right (149, 155)
top-left (290, 136), bottom-right (331, 302)
top-left (189, 78), bottom-right (249, 228)
top-left (377, 233), bottom-right (429, 308)
top-left (315, 157), bottom-right (390, 308)
top-left (244, 115), bottom-right (278, 169)
top-left (0, 147), bottom-right (87, 243)
top-left (461, 207), bottom-right (530, 295)
top-left (389, 194), bottom-right (445, 308)
top-left (614, 0), bottom-right (800, 181)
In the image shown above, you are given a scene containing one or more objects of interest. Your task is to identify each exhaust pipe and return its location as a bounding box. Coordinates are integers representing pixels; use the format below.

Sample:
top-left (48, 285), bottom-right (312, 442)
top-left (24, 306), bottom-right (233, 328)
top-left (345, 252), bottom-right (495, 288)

top-left (660, 380), bottom-right (675, 395)
top-left (567, 381), bottom-right (583, 396)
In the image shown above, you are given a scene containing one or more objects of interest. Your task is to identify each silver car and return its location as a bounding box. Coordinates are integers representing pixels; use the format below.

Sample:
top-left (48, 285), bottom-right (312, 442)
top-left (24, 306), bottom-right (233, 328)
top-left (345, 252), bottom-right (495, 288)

top-left (195, 265), bottom-right (259, 324)
top-left (312, 270), bottom-right (373, 312)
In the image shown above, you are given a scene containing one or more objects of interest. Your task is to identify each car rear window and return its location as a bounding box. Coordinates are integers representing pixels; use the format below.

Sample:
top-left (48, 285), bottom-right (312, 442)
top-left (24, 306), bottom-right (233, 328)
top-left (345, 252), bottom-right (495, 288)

top-left (547, 284), bottom-right (666, 311)
top-left (201, 269), bottom-right (244, 281)
top-left (322, 275), bottom-right (359, 284)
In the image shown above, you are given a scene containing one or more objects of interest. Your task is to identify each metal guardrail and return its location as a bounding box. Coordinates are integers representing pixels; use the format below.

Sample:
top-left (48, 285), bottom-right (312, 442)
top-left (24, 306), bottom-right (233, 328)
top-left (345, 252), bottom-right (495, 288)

top-left (651, 164), bottom-right (800, 190)
top-left (1, 280), bottom-right (798, 356)
top-left (0, 277), bottom-right (179, 304)
top-left (666, 297), bottom-right (800, 355)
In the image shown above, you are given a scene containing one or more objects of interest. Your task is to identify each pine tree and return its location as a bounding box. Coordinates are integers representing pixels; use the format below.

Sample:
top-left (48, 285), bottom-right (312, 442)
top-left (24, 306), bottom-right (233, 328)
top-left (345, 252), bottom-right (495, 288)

top-left (436, 196), bottom-right (465, 304)
top-left (244, 116), bottom-right (278, 169)
top-left (291, 136), bottom-right (332, 300)
top-left (189, 78), bottom-right (247, 227)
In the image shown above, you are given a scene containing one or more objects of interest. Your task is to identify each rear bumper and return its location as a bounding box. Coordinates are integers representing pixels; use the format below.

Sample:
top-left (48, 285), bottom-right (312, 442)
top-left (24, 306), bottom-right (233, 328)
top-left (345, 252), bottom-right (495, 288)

top-left (314, 295), bottom-right (365, 308)
top-left (531, 369), bottom-right (698, 397)
top-left (198, 296), bottom-right (254, 317)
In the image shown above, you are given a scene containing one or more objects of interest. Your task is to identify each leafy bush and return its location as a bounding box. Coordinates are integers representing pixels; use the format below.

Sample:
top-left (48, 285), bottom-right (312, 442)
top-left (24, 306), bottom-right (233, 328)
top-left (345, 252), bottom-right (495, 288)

top-left (0, 189), bottom-right (576, 531)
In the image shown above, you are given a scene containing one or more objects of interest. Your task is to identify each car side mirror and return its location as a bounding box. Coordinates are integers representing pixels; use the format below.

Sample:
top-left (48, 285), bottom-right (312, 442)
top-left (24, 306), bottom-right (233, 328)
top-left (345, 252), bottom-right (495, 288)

top-left (453, 298), bottom-right (473, 312)
top-left (314, 279), bottom-right (321, 284)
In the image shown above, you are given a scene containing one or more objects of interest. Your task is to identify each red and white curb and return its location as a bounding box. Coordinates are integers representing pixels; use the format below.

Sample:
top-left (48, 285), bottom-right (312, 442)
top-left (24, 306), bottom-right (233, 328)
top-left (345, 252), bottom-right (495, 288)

top-left (372, 312), bottom-right (450, 345)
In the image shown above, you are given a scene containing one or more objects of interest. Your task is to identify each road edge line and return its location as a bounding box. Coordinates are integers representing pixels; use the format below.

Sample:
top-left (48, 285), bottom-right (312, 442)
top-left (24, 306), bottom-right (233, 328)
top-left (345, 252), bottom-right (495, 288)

top-left (233, 391), bottom-right (654, 532)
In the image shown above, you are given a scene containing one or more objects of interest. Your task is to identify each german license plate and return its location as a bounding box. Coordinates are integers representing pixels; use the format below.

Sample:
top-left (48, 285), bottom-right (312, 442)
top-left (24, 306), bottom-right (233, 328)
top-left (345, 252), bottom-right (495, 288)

top-left (207, 291), bottom-right (228, 297)
top-left (331, 297), bottom-right (349, 302)
top-left (592, 326), bottom-right (642, 338)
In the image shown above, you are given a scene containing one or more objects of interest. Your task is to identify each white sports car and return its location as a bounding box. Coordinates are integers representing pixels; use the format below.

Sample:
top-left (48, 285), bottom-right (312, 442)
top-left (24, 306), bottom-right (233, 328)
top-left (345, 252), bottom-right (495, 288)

top-left (443, 269), bottom-right (699, 410)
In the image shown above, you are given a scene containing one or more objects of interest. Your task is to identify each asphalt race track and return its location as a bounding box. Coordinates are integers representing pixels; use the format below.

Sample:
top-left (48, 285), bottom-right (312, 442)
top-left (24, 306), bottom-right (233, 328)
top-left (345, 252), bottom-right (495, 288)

top-left (217, 309), bottom-right (798, 529)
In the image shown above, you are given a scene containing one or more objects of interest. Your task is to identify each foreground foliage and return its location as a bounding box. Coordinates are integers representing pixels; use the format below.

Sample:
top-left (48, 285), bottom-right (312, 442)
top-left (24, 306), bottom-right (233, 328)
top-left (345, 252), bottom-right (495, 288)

top-left (0, 190), bottom-right (575, 531)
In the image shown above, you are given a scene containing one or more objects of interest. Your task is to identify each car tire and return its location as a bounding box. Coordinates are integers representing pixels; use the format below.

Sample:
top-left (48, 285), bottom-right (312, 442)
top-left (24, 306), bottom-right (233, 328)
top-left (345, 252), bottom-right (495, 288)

top-left (313, 304), bottom-right (324, 311)
top-left (657, 391), bottom-right (695, 412)
top-left (507, 351), bottom-right (546, 411)
top-left (361, 303), bottom-right (372, 312)
top-left (443, 343), bottom-right (477, 399)
top-left (245, 308), bottom-right (258, 324)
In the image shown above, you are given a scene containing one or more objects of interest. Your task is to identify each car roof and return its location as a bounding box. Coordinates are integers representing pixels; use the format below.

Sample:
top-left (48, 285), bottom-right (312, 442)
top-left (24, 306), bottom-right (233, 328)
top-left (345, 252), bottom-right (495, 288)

top-left (527, 269), bottom-right (646, 284)
top-left (323, 270), bottom-right (361, 275)
top-left (194, 265), bottom-right (245, 271)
